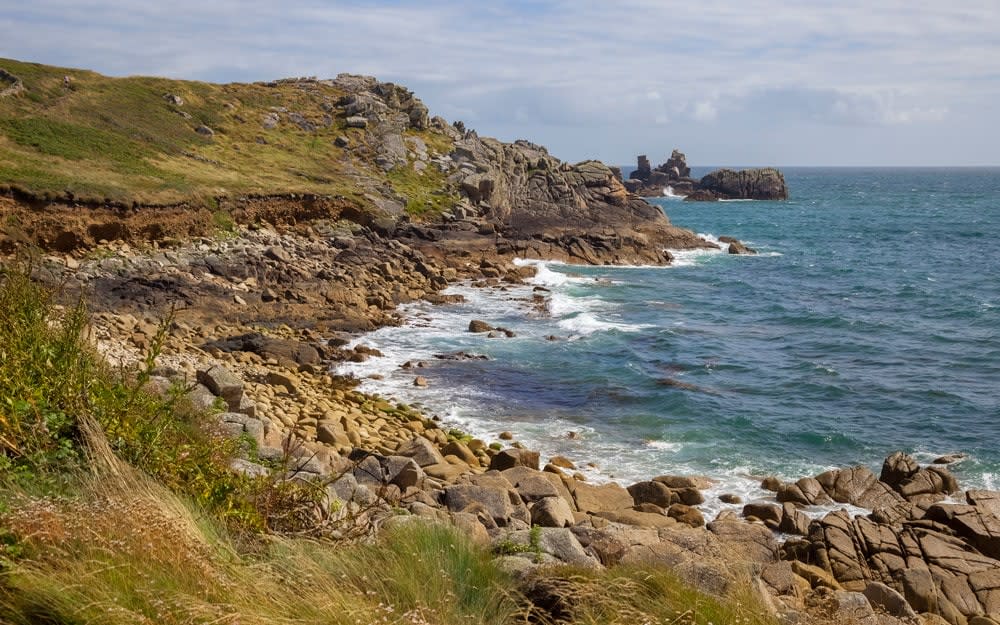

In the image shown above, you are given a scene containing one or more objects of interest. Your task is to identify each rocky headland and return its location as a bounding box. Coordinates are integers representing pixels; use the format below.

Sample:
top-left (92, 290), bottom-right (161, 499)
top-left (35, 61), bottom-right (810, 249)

top-left (2, 58), bottom-right (997, 625)
top-left (624, 149), bottom-right (789, 201)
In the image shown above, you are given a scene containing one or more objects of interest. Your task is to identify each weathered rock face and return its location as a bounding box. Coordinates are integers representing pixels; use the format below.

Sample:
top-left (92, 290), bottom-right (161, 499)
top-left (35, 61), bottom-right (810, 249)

top-left (446, 137), bottom-right (710, 265)
top-left (332, 74), bottom-right (431, 171)
top-left (631, 155), bottom-right (652, 179)
top-left (694, 167), bottom-right (788, 201)
top-left (661, 149), bottom-right (691, 179)
top-left (0, 68), bottom-right (25, 98)
top-left (781, 453), bottom-right (1000, 625)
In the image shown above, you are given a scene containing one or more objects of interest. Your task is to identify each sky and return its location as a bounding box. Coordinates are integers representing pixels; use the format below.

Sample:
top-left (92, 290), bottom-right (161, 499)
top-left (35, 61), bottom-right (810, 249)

top-left (2, 1), bottom-right (999, 166)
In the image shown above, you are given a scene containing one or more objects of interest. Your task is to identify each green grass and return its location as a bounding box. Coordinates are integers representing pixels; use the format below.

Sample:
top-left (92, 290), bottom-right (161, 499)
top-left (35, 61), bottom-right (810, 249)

top-left (0, 259), bottom-right (306, 531)
top-left (387, 160), bottom-right (459, 218)
top-left (0, 57), bottom-right (462, 210)
top-left (533, 564), bottom-right (779, 625)
top-left (0, 462), bottom-right (523, 625)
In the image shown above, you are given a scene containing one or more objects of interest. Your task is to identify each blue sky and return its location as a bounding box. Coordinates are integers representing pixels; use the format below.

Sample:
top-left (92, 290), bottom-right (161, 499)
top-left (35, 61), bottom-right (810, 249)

top-left (2, 0), bottom-right (998, 166)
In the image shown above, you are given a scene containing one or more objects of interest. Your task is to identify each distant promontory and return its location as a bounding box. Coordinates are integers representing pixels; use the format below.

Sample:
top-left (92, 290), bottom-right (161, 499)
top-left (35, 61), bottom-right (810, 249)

top-left (623, 149), bottom-right (788, 201)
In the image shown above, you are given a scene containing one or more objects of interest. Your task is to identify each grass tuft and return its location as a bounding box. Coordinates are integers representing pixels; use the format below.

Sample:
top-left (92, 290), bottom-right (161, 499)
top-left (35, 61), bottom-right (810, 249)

top-left (0, 460), bottom-right (523, 625)
top-left (523, 564), bottom-right (779, 625)
top-left (0, 259), bottom-right (304, 532)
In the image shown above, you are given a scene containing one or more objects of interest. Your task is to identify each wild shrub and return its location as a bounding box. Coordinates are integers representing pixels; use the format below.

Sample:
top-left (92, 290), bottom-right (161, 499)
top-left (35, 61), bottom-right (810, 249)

top-left (0, 261), bottom-right (257, 527)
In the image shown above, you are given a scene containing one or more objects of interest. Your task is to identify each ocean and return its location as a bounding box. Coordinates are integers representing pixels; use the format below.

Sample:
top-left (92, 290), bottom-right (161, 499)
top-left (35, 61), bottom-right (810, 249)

top-left (338, 167), bottom-right (1000, 515)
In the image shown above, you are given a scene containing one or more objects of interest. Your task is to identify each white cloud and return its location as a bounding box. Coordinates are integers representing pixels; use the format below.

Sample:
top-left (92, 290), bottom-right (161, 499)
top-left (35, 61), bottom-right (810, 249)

top-left (692, 100), bottom-right (719, 122)
top-left (0, 0), bottom-right (998, 164)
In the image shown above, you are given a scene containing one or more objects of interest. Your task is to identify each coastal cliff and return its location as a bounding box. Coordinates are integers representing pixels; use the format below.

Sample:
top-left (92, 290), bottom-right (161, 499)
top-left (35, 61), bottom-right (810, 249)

top-left (0, 58), bottom-right (714, 266)
top-left (2, 58), bottom-right (997, 625)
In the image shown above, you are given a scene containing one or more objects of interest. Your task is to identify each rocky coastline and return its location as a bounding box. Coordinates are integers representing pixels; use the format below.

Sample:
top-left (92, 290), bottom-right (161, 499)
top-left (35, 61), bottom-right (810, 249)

top-left (2, 61), bottom-right (997, 625)
top-left (8, 211), bottom-right (996, 625)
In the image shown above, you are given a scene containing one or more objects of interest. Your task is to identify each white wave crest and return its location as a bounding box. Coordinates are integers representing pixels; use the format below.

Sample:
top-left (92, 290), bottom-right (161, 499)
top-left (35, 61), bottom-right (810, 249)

top-left (548, 292), bottom-right (602, 317)
top-left (513, 258), bottom-right (575, 287)
top-left (645, 440), bottom-right (683, 452)
top-left (667, 232), bottom-right (728, 267)
top-left (557, 312), bottom-right (646, 336)
top-left (663, 185), bottom-right (686, 199)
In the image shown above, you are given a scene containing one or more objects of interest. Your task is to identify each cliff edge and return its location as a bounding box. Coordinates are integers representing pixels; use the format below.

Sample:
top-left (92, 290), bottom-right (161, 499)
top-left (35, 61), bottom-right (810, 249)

top-left (0, 58), bottom-right (714, 266)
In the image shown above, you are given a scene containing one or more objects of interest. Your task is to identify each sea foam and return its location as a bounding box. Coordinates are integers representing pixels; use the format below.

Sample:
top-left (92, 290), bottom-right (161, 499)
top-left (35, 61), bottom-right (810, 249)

top-left (667, 232), bottom-right (728, 267)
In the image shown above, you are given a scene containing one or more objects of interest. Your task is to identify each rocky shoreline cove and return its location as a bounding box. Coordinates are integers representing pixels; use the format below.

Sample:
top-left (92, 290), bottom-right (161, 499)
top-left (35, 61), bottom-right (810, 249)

top-left (10, 210), bottom-right (996, 625)
top-left (2, 61), bottom-right (998, 625)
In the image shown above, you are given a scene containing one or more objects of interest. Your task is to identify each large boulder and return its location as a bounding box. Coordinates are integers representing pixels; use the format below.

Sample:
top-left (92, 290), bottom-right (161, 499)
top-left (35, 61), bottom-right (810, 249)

top-left (968, 490), bottom-right (1000, 518)
top-left (667, 504), bottom-right (705, 528)
top-left (396, 436), bottom-right (446, 467)
top-left (197, 364), bottom-right (244, 408)
top-left (488, 448), bottom-right (540, 471)
top-left (444, 483), bottom-right (526, 527)
top-left (881, 451), bottom-right (921, 489)
top-left (897, 467), bottom-right (960, 501)
top-left (924, 503), bottom-right (1000, 560)
top-left (500, 527), bottom-right (599, 567)
top-left (531, 496), bottom-right (575, 528)
top-left (627, 480), bottom-right (677, 508)
top-left (777, 477), bottom-right (834, 506)
top-left (742, 502), bottom-right (782, 527)
top-left (573, 482), bottom-right (634, 514)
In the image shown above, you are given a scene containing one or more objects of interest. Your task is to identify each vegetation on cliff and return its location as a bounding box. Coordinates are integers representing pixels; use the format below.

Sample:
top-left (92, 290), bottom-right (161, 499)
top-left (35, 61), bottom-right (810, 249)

top-left (0, 58), bottom-right (712, 266)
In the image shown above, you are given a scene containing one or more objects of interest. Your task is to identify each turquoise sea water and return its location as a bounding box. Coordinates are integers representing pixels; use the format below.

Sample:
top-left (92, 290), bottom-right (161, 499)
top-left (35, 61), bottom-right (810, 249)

top-left (339, 167), bottom-right (1000, 508)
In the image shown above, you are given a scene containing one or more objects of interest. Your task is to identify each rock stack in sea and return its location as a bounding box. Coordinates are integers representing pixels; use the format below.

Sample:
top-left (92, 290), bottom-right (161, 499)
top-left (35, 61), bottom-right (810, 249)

top-left (624, 149), bottom-right (697, 196)
top-left (622, 149), bottom-right (789, 201)
top-left (693, 167), bottom-right (788, 201)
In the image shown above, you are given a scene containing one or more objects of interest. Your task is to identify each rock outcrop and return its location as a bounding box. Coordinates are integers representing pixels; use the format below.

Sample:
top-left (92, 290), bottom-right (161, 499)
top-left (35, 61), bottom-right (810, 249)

top-left (332, 74), bottom-right (431, 171)
top-left (398, 136), bottom-right (714, 266)
top-left (0, 68), bottom-right (24, 98)
top-left (691, 167), bottom-right (788, 201)
top-left (624, 150), bottom-right (788, 201)
top-left (624, 149), bottom-right (698, 197)
top-left (774, 453), bottom-right (1000, 625)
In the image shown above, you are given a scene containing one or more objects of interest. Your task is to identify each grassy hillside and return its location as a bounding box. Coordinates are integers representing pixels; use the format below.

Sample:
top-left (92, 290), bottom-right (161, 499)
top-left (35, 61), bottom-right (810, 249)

top-left (0, 58), bottom-right (456, 210)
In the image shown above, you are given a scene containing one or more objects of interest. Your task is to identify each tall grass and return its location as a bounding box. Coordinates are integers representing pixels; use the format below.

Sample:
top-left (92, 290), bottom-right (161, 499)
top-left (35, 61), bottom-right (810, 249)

top-left (0, 260), bottom-right (271, 530)
top-left (0, 454), bottom-right (523, 625)
top-left (521, 565), bottom-right (778, 625)
top-left (0, 262), bottom-right (91, 486)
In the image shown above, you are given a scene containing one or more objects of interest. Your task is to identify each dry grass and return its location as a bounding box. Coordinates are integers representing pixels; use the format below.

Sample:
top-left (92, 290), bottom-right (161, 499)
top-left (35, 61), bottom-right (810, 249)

top-left (521, 565), bottom-right (780, 625)
top-left (0, 448), bottom-right (523, 625)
